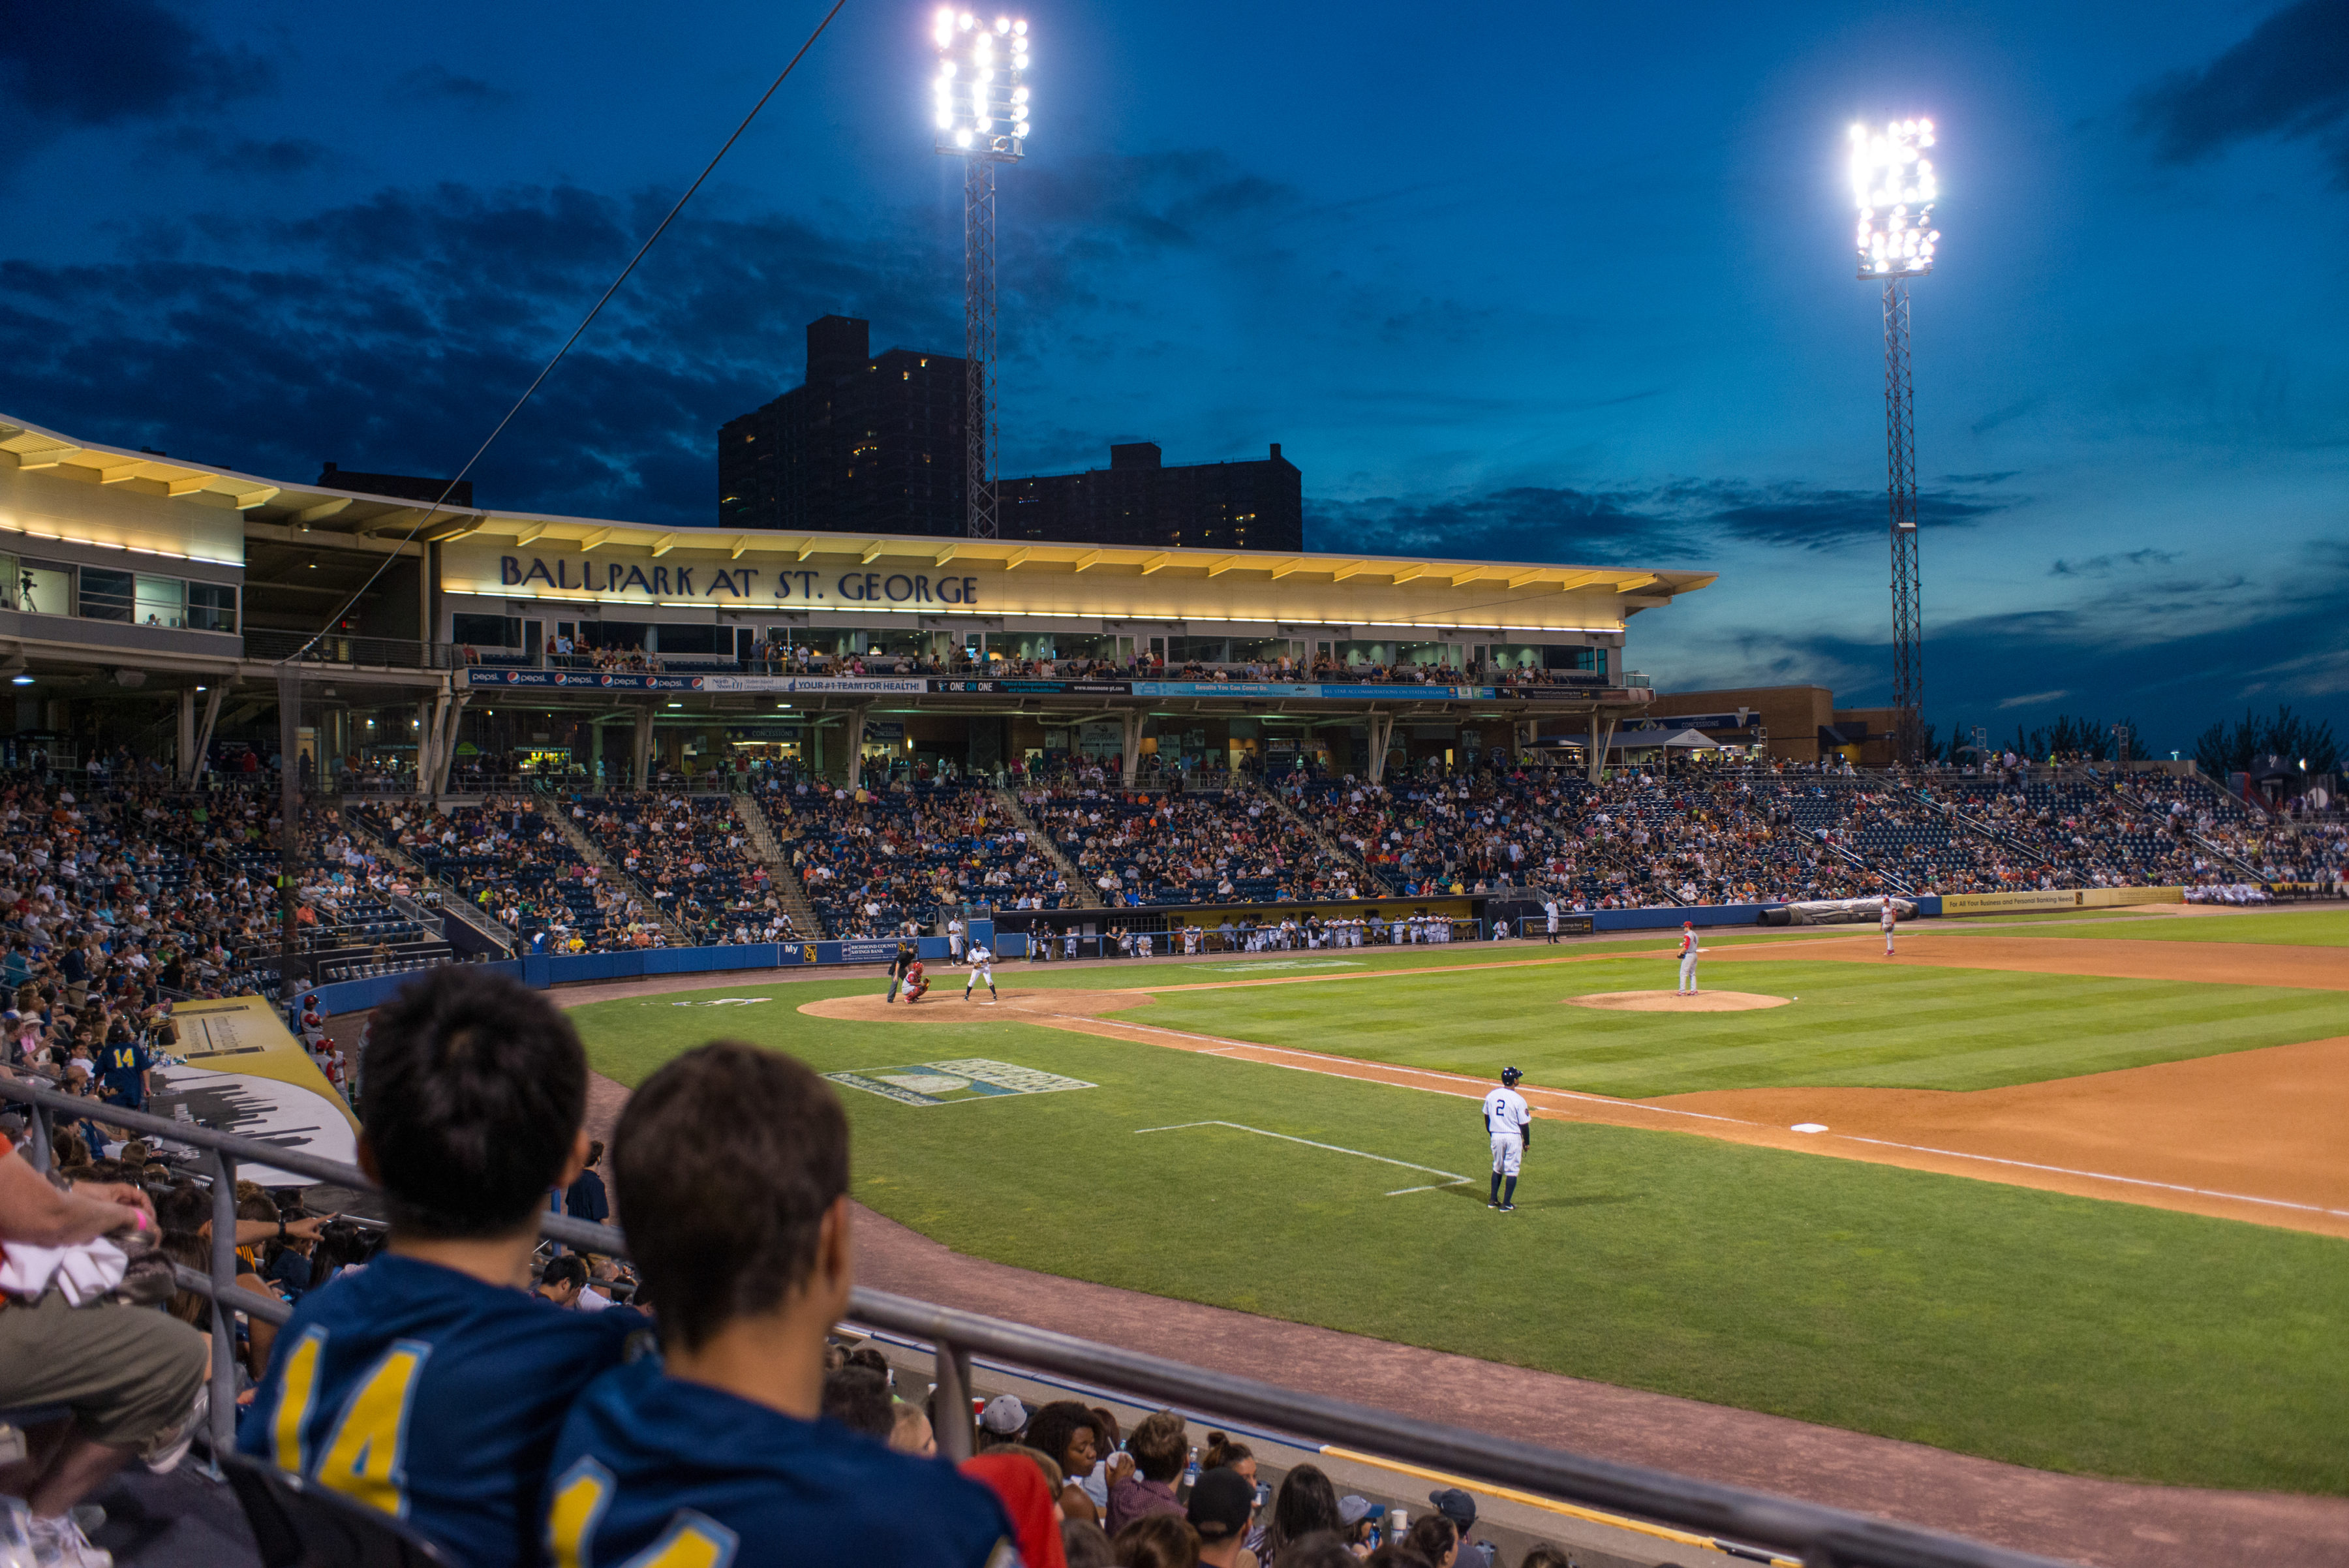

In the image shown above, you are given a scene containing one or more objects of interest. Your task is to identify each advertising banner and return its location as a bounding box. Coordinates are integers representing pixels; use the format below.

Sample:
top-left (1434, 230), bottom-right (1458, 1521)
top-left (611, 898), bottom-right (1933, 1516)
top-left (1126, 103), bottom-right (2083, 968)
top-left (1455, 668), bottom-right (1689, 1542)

top-left (1939, 887), bottom-right (2184, 915)
top-left (151, 995), bottom-right (359, 1186)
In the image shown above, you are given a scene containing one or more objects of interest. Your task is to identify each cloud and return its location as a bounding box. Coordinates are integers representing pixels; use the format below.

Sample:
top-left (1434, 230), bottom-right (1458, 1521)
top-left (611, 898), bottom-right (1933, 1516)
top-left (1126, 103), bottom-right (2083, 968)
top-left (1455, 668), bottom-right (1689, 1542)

top-left (147, 128), bottom-right (330, 177)
top-left (2132, 0), bottom-right (2349, 185)
top-left (0, 0), bottom-right (271, 128)
top-left (0, 180), bottom-right (959, 527)
top-left (1661, 543), bottom-right (2349, 752)
top-left (2050, 547), bottom-right (2178, 576)
top-left (392, 65), bottom-right (515, 108)
top-left (1308, 475), bottom-right (2012, 564)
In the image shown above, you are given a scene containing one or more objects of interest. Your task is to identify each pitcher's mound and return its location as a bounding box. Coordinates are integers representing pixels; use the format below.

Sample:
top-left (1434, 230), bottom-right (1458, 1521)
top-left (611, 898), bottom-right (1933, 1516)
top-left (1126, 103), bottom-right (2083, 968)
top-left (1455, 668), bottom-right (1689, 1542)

top-left (1569, 990), bottom-right (1791, 1013)
top-left (798, 988), bottom-right (1151, 1024)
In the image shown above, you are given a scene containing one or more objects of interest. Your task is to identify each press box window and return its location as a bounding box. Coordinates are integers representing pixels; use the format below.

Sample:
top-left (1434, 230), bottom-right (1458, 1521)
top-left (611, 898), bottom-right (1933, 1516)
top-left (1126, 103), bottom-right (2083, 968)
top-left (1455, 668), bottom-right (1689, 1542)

top-left (77, 567), bottom-right (135, 622)
top-left (452, 613), bottom-right (523, 648)
top-left (187, 584), bottom-right (238, 633)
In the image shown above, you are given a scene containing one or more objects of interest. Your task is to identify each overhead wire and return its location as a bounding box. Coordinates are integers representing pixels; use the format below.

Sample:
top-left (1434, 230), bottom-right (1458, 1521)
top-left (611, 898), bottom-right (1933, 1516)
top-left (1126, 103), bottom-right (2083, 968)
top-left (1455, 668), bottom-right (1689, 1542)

top-left (284, 0), bottom-right (854, 663)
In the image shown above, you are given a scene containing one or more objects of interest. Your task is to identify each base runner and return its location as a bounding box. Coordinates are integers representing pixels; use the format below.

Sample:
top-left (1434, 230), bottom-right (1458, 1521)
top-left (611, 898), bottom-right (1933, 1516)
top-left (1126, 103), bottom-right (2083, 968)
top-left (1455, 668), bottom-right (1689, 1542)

top-left (963, 942), bottom-right (998, 1004)
top-left (1483, 1067), bottom-right (1531, 1212)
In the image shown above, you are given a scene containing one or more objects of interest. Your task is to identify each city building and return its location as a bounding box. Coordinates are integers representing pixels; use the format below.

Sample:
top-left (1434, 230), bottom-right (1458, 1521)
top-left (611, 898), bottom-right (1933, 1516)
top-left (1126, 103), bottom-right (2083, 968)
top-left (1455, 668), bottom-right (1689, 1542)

top-left (718, 316), bottom-right (1301, 549)
top-left (718, 316), bottom-right (966, 536)
top-left (997, 440), bottom-right (1302, 551)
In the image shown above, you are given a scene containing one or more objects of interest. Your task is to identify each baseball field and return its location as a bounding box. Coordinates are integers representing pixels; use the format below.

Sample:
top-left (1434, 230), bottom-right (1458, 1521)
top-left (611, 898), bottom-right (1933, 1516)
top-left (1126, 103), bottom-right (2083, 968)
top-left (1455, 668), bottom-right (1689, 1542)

top-left (566, 906), bottom-right (2349, 1498)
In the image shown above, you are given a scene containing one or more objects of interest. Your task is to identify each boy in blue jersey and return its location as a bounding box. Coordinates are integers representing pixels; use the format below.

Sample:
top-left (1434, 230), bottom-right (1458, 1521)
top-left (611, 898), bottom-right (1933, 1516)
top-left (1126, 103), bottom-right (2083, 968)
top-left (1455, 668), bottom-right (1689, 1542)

top-left (239, 968), bottom-right (643, 1568)
top-left (547, 1042), bottom-right (1015, 1568)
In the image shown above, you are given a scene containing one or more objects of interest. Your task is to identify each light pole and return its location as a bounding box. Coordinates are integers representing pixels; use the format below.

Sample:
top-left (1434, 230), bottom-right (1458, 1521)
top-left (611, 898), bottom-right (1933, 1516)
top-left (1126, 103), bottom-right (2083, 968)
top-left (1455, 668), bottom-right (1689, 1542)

top-left (932, 9), bottom-right (1030, 539)
top-left (1849, 118), bottom-right (1939, 766)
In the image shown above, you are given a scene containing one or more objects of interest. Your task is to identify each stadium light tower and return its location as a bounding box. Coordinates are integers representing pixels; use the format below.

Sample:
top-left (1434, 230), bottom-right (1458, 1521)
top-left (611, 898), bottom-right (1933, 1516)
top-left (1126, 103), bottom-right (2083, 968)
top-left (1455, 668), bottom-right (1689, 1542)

top-left (932, 8), bottom-right (1031, 539)
top-left (1850, 117), bottom-right (1939, 766)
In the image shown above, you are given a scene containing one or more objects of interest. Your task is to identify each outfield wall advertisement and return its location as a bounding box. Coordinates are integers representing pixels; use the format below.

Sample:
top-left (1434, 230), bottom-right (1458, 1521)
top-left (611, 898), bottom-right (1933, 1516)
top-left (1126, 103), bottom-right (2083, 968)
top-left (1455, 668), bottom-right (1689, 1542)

top-left (1938, 886), bottom-right (2184, 915)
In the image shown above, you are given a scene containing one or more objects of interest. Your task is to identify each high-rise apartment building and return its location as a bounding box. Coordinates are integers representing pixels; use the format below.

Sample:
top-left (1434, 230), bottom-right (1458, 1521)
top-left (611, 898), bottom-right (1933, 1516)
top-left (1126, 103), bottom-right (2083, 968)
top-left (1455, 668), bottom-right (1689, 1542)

top-left (718, 316), bottom-right (966, 535)
top-left (996, 440), bottom-right (1302, 552)
top-left (718, 317), bottom-right (1302, 549)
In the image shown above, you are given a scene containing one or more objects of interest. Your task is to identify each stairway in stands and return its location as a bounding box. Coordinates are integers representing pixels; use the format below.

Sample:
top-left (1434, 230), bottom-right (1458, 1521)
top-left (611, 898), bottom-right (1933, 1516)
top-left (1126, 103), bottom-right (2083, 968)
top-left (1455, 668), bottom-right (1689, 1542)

top-left (731, 792), bottom-right (830, 937)
top-left (547, 801), bottom-right (691, 945)
top-left (1261, 783), bottom-right (1396, 895)
top-left (342, 807), bottom-right (522, 953)
top-left (997, 788), bottom-right (1103, 908)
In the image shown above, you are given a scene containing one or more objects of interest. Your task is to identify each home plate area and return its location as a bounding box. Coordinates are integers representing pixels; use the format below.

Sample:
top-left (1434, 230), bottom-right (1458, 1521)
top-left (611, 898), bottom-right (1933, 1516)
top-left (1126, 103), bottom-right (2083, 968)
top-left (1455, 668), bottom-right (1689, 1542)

top-left (1567, 990), bottom-right (1792, 1013)
top-left (797, 988), bottom-right (1150, 1023)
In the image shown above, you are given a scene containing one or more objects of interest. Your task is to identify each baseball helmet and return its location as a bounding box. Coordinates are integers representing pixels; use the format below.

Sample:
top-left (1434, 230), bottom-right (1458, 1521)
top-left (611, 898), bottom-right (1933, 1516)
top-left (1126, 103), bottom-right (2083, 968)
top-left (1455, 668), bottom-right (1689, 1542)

top-left (1500, 1066), bottom-right (1523, 1086)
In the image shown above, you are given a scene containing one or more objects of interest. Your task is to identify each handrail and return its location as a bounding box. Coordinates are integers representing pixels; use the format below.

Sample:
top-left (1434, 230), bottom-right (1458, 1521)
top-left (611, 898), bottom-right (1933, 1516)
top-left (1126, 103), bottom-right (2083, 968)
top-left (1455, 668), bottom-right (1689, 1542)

top-left (0, 1072), bottom-right (2070, 1568)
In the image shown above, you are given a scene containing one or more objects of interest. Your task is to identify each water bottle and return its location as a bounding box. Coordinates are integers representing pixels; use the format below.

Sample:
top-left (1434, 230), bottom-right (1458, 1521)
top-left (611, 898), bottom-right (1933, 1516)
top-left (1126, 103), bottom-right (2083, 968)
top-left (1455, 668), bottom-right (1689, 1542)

top-left (1182, 1445), bottom-right (1200, 1497)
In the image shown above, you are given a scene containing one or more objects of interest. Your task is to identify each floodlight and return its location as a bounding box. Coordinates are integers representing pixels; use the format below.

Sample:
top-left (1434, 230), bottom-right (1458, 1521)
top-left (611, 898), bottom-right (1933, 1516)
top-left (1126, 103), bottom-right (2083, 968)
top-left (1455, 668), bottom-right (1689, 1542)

top-left (1849, 118), bottom-right (1939, 279)
top-left (932, 11), bottom-right (1029, 161)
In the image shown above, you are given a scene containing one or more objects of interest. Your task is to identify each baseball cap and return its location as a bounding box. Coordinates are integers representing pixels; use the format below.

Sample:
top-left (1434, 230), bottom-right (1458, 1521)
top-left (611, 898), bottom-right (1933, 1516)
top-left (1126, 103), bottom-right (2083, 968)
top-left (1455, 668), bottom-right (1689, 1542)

top-left (1429, 1487), bottom-right (1478, 1527)
top-left (1187, 1467), bottom-right (1256, 1541)
top-left (977, 1394), bottom-right (1028, 1436)
top-left (1338, 1494), bottom-right (1387, 1528)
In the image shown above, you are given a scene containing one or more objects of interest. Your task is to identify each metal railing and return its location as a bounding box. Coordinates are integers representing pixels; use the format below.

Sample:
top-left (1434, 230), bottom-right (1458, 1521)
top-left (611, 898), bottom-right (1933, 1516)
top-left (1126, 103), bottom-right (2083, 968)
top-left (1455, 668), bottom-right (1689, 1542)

top-left (0, 1075), bottom-right (2076, 1568)
top-left (243, 628), bottom-right (458, 670)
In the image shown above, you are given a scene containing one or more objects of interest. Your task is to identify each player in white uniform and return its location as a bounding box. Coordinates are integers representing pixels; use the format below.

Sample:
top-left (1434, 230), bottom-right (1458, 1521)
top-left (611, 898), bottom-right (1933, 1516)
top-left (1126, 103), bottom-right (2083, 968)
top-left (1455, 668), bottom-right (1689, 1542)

top-left (947, 917), bottom-right (966, 962)
top-left (1543, 897), bottom-right (1561, 944)
top-left (1482, 1067), bottom-right (1532, 1211)
top-left (1880, 895), bottom-right (1897, 956)
top-left (963, 942), bottom-right (998, 1003)
top-left (1676, 921), bottom-right (1698, 995)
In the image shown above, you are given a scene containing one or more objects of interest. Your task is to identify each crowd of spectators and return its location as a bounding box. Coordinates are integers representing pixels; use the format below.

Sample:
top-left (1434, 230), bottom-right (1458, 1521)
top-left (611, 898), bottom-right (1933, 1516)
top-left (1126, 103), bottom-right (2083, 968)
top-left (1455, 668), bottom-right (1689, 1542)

top-left (567, 794), bottom-right (782, 947)
top-left (352, 797), bottom-right (658, 953)
top-left (769, 778), bottom-right (1073, 937)
top-left (1030, 788), bottom-right (1375, 906)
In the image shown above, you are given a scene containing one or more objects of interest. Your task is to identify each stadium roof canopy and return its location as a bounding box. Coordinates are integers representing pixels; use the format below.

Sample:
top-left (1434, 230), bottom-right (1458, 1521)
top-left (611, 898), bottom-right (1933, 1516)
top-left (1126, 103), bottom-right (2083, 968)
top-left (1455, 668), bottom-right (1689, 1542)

top-left (0, 412), bottom-right (1715, 610)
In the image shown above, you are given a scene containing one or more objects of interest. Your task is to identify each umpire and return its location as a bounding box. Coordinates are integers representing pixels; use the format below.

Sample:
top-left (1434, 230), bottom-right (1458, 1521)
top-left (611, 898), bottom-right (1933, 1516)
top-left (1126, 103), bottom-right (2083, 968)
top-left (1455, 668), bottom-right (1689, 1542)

top-left (886, 940), bottom-right (916, 1003)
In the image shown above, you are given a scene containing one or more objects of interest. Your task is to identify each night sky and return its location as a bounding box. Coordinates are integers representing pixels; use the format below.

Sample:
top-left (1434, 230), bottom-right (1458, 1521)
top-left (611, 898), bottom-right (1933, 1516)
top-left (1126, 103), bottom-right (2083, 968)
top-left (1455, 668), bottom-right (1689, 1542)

top-left (3, 0), bottom-right (2344, 753)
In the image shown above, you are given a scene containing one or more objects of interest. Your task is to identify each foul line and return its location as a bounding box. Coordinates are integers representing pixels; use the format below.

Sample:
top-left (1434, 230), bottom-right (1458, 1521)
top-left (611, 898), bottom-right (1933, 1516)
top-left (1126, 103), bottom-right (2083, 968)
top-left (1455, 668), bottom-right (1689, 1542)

top-left (1135, 1120), bottom-right (1472, 1196)
top-left (1061, 1016), bottom-right (2349, 1225)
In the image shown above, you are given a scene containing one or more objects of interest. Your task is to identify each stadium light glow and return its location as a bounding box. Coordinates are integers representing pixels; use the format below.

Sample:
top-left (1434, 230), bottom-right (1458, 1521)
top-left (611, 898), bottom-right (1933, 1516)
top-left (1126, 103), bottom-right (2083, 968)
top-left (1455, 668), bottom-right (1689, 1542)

top-left (933, 9), bottom-right (1031, 157)
top-left (1849, 118), bottom-right (1939, 279)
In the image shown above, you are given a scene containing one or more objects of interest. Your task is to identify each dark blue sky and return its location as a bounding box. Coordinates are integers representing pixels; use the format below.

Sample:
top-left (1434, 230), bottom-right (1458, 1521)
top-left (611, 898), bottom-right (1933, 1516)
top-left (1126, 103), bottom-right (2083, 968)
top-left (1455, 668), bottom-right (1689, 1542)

top-left (3, 0), bottom-right (2344, 752)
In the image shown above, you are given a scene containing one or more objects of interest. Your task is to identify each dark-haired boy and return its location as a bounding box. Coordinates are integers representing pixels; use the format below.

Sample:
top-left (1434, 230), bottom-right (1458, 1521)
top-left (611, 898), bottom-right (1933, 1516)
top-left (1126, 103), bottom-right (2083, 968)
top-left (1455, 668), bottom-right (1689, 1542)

top-left (238, 967), bottom-right (641, 1568)
top-left (547, 1041), bottom-right (1012, 1567)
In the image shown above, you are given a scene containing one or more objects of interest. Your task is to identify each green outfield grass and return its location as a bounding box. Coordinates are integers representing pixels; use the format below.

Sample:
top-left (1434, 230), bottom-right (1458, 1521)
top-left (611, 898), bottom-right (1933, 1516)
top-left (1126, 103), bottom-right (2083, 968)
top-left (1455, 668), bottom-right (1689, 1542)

top-left (569, 975), bottom-right (2349, 1496)
top-left (1962, 906), bottom-right (2349, 945)
top-left (1120, 953), bottom-right (2349, 1097)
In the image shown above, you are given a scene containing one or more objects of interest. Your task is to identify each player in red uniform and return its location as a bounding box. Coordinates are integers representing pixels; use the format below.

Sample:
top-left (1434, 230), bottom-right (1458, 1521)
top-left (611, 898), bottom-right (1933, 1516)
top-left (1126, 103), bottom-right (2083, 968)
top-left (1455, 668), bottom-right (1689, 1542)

top-left (901, 958), bottom-right (930, 1003)
top-left (1676, 922), bottom-right (1698, 995)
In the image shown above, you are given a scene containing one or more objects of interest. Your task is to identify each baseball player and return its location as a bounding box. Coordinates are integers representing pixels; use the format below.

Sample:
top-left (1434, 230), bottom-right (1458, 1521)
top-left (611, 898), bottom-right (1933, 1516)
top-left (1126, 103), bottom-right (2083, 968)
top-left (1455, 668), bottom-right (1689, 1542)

top-left (1543, 897), bottom-right (1561, 945)
top-left (900, 957), bottom-right (930, 1003)
top-left (1676, 921), bottom-right (1698, 996)
top-left (1880, 895), bottom-right (1897, 956)
top-left (886, 940), bottom-right (915, 1003)
top-left (963, 940), bottom-right (998, 1004)
top-left (1482, 1067), bottom-right (1532, 1211)
top-left (947, 917), bottom-right (966, 962)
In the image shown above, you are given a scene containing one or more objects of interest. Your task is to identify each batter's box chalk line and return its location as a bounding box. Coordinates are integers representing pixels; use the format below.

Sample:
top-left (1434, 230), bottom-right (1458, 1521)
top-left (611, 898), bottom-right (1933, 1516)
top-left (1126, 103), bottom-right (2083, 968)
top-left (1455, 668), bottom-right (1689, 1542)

top-left (1135, 1120), bottom-right (1472, 1196)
